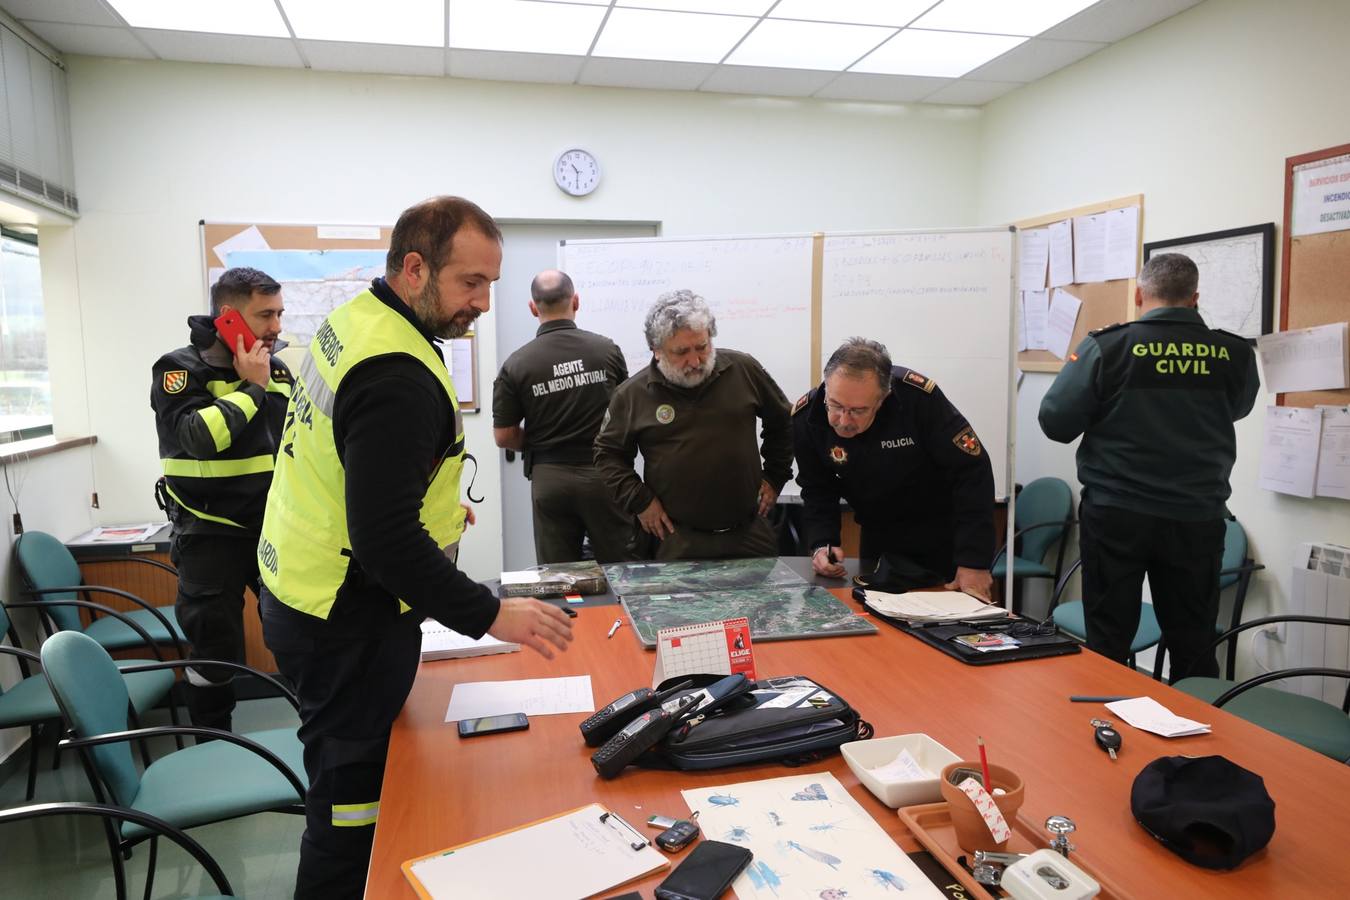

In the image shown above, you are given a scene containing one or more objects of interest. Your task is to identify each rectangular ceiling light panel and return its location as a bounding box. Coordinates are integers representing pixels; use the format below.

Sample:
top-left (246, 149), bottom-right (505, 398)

top-left (109, 0), bottom-right (289, 37)
top-left (853, 28), bottom-right (1026, 77)
top-left (769, 0), bottom-right (933, 27)
top-left (726, 18), bottom-right (896, 70)
top-left (594, 9), bottom-right (757, 64)
top-left (912, 0), bottom-right (1101, 37)
top-left (450, 0), bottom-right (608, 54)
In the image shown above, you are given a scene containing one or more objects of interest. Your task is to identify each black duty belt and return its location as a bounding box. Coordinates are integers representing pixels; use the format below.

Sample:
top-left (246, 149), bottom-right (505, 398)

top-left (528, 446), bottom-right (594, 466)
top-left (686, 512), bottom-right (757, 535)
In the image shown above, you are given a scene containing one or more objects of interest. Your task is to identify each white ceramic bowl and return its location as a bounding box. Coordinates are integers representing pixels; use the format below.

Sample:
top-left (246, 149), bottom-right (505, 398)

top-left (840, 733), bottom-right (962, 808)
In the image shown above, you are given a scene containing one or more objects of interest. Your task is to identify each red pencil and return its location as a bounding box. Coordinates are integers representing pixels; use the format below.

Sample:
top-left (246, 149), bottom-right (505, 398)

top-left (977, 736), bottom-right (992, 790)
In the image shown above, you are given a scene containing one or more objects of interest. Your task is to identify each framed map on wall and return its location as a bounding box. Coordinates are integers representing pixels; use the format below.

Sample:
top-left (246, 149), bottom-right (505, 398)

top-left (1144, 222), bottom-right (1275, 341)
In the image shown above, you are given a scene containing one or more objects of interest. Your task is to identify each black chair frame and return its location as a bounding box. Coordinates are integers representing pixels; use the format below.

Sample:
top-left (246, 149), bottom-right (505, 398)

top-left (0, 800), bottom-right (235, 900)
top-left (21, 583), bottom-right (189, 660)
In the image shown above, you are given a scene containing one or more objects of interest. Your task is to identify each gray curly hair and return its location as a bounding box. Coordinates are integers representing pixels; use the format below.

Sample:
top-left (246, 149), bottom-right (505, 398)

top-left (644, 289), bottom-right (718, 351)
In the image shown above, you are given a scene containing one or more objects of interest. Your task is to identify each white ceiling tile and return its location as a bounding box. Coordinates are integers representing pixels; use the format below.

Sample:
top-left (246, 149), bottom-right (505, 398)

top-left (966, 37), bottom-right (1106, 83)
top-left (300, 40), bottom-right (444, 77)
top-left (769, 0), bottom-right (932, 27)
top-left (614, 0), bottom-right (773, 13)
top-left (593, 9), bottom-right (755, 64)
top-left (282, 0), bottom-right (443, 47)
top-left (813, 72), bottom-right (951, 103)
top-left (135, 30), bottom-right (304, 67)
top-left (449, 0), bottom-right (604, 54)
top-left (922, 78), bottom-right (1021, 105)
top-left (726, 19), bottom-right (895, 70)
top-left (108, 0), bottom-right (289, 37)
top-left (6, 0), bottom-right (123, 27)
top-left (1040, 0), bottom-right (1202, 43)
top-left (448, 49), bottom-right (583, 84)
top-left (700, 65), bottom-right (838, 98)
top-left (853, 29), bottom-right (1025, 77)
top-left (578, 57), bottom-right (714, 91)
top-left (21, 21), bottom-right (155, 59)
top-left (912, 0), bottom-right (1100, 37)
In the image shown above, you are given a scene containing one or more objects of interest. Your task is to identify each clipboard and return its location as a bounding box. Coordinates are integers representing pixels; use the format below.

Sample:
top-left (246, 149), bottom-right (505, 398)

top-left (870, 612), bottom-right (1081, 665)
top-left (401, 803), bottom-right (669, 899)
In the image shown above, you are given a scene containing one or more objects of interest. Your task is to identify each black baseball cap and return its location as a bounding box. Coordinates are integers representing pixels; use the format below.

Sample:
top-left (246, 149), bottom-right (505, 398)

top-left (1131, 755), bottom-right (1276, 870)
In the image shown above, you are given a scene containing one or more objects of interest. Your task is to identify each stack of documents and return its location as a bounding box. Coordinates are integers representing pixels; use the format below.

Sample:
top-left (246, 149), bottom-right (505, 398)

top-left (1106, 697), bottom-right (1211, 737)
top-left (419, 620), bottom-right (519, 662)
top-left (1256, 322), bottom-right (1350, 394)
top-left (863, 590), bottom-right (1007, 623)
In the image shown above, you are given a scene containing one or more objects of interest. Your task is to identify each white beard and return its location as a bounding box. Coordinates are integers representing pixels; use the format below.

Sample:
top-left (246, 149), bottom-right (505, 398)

top-left (657, 346), bottom-right (717, 387)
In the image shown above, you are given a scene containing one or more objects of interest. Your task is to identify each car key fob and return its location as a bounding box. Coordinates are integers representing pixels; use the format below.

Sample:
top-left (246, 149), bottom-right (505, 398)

top-left (655, 816), bottom-right (701, 852)
top-left (1094, 724), bottom-right (1122, 760)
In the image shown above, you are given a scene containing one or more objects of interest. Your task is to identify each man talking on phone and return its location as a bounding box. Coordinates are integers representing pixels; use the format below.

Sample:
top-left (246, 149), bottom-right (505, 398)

top-left (150, 266), bottom-right (292, 733)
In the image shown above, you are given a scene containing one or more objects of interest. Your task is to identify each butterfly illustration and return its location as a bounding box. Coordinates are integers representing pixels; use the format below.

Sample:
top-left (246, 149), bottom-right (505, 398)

top-left (791, 782), bottom-right (828, 802)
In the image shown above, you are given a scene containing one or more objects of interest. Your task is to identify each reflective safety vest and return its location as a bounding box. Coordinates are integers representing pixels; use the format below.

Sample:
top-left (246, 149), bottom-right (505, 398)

top-left (258, 290), bottom-right (466, 619)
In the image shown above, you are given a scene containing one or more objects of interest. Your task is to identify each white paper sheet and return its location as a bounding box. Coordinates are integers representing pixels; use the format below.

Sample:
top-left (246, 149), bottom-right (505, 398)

top-left (1258, 405), bottom-right (1323, 498)
top-left (1018, 227), bottom-right (1050, 290)
top-left (1315, 406), bottom-right (1350, 500)
top-left (1072, 213), bottom-right (1107, 284)
top-left (1016, 293), bottom-right (1028, 352)
top-left (449, 337), bottom-right (475, 404)
top-left (1105, 697), bottom-right (1210, 737)
top-left (1103, 206), bottom-right (1140, 280)
top-left (211, 225), bottom-right (270, 264)
top-left (444, 675), bottom-right (593, 722)
top-left (1023, 289), bottom-right (1049, 350)
top-left (1046, 288), bottom-right (1083, 360)
top-left (1256, 322), bottom-right (1350, 393)
top-left (864, 590), bottom-right (1005, 622)
top-left (67, 523), bottom-right (167, 545)
top-left (1292, 152), bottom-right (1350, 237)
top-left (683, 773), bottom-right (945, 900)
top-left (420, 620), bottom-right (520, 662)
top-left (1048, 219), bottom-right (1075, 287)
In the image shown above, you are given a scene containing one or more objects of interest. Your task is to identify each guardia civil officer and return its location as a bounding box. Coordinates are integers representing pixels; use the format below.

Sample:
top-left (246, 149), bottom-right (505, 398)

top-left (1039, 252), bottom-right (1259, 681)
top-left (150, 266), bottom-right (290, 732)
top-left (493, 269), bottom-right (633, 563)
top-left (794, 338), bottom-right (996, 597)
top-left (258, 197), bottom-right (573, 899)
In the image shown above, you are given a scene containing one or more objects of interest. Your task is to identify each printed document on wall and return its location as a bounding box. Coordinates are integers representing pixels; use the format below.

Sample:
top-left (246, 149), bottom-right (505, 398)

top-left (1045, 288), bottom-right (1083, 360)
top-left (1018, 228), bottom-right (1050, 290)
top-left (1048, 219), bottom-right (1075, 287)
top-left (1023, 289), bottom-right (1049, 350)
top-left (1072, 213), bottom-right (1107, 283)
top-left (1103, 206), bottom-right (1140, 280)
top-left (1315, 406), bottom-right (1350, 500)
top-left (1258, 406), bottom-right (1322, 498)
top-left (1256, 323), bottom-right (1349, 393)
top-left (1292, 153), bottom-right (1350, 236)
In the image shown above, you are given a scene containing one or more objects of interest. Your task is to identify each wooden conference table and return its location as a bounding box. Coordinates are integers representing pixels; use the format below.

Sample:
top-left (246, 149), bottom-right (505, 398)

top-left (367, 587), bottom-right (1350, 897)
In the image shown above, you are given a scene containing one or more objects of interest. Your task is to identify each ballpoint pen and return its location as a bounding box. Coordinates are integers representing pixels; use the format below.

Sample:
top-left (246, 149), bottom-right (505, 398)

top-left (607, 618), bottom-right (623, 639)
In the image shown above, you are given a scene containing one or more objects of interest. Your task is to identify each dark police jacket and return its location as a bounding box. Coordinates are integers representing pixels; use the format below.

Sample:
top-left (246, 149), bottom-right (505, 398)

top-left (150, 315), bottom-right (292, 534)
top-left (1038, 306), bottom-right (1260, 521)
top-left (793, 367), bottom-right (995, 570)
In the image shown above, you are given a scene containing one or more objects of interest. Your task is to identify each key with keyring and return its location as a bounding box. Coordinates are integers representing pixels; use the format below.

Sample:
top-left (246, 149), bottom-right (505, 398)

top-left (1091, 718), bottom-right (1122, 760)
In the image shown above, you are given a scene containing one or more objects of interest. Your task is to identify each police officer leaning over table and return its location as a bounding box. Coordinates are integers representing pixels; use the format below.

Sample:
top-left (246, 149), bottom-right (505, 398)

top-left (793, 337), bottom-right (996, 598)
top-left (257, 196), bottom-right (573, 899)
top-left (1039, 252), bottom-right (1259, 682)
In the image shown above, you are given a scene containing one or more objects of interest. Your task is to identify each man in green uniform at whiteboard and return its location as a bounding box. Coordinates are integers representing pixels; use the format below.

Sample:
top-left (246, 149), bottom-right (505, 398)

top-left (1039, 253), bottom-right (1260, 680)
top-left (594, 289), bottom-right (793, 560)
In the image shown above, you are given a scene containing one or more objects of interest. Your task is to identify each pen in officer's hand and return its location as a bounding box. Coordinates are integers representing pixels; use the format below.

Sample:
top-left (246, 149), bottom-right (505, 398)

top-left (827, 548), bottom-right (838, 564)
top-left (607, 618), bottom-right (623, 639)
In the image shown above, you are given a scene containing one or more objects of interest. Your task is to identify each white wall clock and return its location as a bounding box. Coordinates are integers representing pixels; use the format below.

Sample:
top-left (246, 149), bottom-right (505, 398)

top-left (553, 148), bottom-right (601, 197)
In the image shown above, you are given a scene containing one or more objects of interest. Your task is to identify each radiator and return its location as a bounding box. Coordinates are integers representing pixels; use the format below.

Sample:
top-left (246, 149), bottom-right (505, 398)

top-left (1287, 543), bottom-right (1350, 704)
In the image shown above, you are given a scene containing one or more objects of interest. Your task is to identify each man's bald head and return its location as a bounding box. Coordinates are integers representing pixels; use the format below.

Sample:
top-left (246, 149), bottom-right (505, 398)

top-left (530, 269), bottom-right (578, 320)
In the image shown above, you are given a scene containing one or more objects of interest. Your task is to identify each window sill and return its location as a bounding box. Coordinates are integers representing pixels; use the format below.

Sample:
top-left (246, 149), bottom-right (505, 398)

top-left (0, 434), bottom-right (97, 464)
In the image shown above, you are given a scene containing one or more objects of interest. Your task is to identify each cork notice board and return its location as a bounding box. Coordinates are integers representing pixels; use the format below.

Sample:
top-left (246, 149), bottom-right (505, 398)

top-left (200, 221), bottom-right (480, 411)
top-left (1014, 195), bottom-right (1143, 373)
top-left (1280, 143), bottom-right (1350, 409)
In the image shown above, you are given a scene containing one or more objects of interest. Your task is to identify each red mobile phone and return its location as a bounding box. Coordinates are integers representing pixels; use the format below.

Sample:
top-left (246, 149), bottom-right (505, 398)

top-left (214, 310), bottom-right (257, 354)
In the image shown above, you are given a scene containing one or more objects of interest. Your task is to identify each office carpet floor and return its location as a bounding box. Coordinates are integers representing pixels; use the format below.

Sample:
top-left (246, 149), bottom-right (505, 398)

top-left (1, 696), bottom-right (303, 898)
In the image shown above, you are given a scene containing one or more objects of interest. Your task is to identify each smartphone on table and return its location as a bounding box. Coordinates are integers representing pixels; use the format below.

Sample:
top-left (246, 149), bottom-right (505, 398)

top-left (214, 310), bottom-right (257, 354)
top-left (654, 839), bottom-right (753, 900)
top-left (457, 712), bottom-right (529, 738)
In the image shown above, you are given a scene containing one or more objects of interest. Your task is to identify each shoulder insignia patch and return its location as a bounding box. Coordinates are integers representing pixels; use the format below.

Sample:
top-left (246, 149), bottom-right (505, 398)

top-left (1089, 321), bottom-right (1130, 337)
top-left (162, 370), bottom-right (188, 394)
top-left (792, 392), bottom-right (810, 416)
top-left (953, 426), bottom-right (982, 457)
top-left (901, 369), bottom-right (936, 393)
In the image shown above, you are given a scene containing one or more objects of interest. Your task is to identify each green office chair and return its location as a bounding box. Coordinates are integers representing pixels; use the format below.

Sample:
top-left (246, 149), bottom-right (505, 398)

top-left (1, 598), bottom-right (180, 801)
top-left (1046, 558), bottom-right (1163, 670)
top-left (991, 478), bottom-right (1074, 611)
top-left (0, 801), bottom-right (235, 899)
top-left (40, 630), bottom-right (305, 899)
top-left (1173, 615), bottom-right (1350, 762)
top-left (14, 531), bottom-right (189, 658)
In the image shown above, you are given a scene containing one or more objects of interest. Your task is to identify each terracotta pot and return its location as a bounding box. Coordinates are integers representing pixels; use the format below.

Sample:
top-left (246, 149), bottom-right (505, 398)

top-left (939, 761), bottom-right (1025, 853)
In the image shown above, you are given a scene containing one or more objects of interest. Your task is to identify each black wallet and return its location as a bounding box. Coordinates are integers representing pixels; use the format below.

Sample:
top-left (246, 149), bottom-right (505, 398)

top-left (654, 840), bottom-right (753, 900)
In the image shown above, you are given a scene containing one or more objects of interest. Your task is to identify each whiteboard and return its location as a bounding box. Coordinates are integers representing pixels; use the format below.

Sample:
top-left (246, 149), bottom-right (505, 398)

top-left (821, 228), bottom-right (1017, 498)
top-left (558, 234), bottom-right (815, 399)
